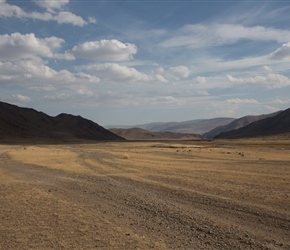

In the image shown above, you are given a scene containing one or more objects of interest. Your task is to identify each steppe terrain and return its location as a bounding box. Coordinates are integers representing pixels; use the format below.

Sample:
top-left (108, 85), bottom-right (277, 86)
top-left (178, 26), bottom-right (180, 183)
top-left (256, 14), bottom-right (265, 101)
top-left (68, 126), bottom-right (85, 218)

top-left (1, 138), bottom-right (290, 249)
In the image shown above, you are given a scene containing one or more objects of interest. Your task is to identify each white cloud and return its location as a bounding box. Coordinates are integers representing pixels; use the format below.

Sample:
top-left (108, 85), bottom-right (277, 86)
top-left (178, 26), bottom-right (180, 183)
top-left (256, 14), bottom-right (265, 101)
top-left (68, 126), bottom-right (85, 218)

top-left (189, 75), bottom-right (233, 89)
top-left (195, 76), bottom-right (207, 84)
top-left (207, 105), bottom-right (237, 118)
top-left (33, 0), bottom-right (69, 11)
top-left (87, 16), bottom-right (97, 24)
top-left (155, 74), bottom-right (168, 83)
top-left (150, 96), bottom-right (185, 106)
top-left (0, 59), bottom-right (100, 85)
top-left (169, 66), bottom-right (190, 78)
top-left (0, 1), bottom-right (26, 18)
top-left (152, 65), bottom-right (190, 82)
top-left (73, 85), bottom-right (94, 96)
top-left (86, 63), bottom-right (151, 83)
top-left (189, 42), bottom-right (290, 75)
top-left (55, 11), bottom-right (87, 26)
top-left (227, 98), bottom-right (259, 104)
top-left (269, 42), bottom-right (290, 60)
top-left (265, 106), bottom-right (279, 112)
top-left (44, 92), bottom-right (72, 101)
top-left (227, 73), bottom-right (290, 89)
top-left (159, 24), bottom-right (290, 48)
top-left (72, 40), bottom-right (137, 61)
top-left (0, 0), bottom-right (89, 26)
top-left (263, 66), bottom-right (272, 72)
top-left (11, 94), bottom-right (31, 102)
top-left (273, 98), bottom-right (290, 104)
top-left (0, 33), bottom-right (72, 60)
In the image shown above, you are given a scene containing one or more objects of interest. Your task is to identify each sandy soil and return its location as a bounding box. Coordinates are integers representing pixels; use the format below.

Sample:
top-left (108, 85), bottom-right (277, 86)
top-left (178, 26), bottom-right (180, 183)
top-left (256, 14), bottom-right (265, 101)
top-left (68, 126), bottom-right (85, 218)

top-left (1, 139), bottom-right (290, 249)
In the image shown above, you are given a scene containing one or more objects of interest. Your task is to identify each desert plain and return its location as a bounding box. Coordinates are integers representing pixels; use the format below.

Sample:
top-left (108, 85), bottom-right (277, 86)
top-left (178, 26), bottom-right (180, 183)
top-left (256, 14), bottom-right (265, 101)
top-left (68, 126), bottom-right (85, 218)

top-left (1, 138), bottom-right (290, 249)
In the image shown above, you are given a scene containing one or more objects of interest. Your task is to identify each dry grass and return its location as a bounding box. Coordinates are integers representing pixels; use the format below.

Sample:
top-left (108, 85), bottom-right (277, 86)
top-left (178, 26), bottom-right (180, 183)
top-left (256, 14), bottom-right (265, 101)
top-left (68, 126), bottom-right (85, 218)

top-left (1, 139), bottom-right (290, 249)
top-left (7, 146), bottom-right (93, 174)
top-left (5, 141), bottom-right (290, 212)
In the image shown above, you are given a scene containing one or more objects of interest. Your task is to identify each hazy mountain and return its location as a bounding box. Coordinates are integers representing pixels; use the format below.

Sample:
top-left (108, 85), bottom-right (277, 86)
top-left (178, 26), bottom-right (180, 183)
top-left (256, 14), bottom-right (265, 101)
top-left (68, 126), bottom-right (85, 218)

top-left (215, 107), bottom-right (290, 139)
top-left (203, 111), bottom-right (281, 138)
top-left (108, 117), bottom-right (235, 134)
top-left (0, 101), bottom-right (124, 142)
top-left (109, 128), bottom-right (203, 140)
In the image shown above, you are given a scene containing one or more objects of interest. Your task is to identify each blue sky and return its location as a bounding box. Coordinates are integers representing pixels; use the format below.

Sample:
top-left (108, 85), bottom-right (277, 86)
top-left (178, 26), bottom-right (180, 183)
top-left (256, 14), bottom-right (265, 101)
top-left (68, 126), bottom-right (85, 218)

top-left (1, 0), bottom-right (290, 126)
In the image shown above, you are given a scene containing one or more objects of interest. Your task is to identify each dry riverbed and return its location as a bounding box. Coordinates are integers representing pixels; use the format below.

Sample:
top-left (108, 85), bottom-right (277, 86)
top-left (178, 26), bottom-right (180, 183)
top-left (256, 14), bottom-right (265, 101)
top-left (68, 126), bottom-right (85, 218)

top-left (1, 139), bottom-right (290, 249)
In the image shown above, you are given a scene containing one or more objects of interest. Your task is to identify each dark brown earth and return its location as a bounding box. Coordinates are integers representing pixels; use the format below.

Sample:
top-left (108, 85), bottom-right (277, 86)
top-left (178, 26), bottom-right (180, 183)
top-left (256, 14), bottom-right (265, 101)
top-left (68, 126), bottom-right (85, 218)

top-left (1, 139), bottom-right (290, 249)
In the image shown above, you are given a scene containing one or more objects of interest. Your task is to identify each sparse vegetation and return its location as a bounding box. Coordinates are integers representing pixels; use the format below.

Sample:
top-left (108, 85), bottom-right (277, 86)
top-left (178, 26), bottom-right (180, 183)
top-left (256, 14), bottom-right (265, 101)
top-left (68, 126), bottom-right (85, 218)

top-left (1, 139), bottom-right (290, 249)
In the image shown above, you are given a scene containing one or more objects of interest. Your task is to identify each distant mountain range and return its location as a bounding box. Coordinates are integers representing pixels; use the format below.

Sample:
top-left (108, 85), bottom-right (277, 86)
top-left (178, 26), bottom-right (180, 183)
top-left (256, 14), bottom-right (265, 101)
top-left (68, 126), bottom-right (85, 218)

top-left (0, 101), bottom-right (124, 142)
top-left (215, 107), bottom-right (290, 139)
top-left (109, 128), bottom-right (203, 140)
top-left (1, 101), bottom-right (289, 142)
top-left (108, 108), bottom-right (290, 139)
top-left (107, 117), bottom-right (235, 134)
top-left (203, 111), bottom-right (281, 138)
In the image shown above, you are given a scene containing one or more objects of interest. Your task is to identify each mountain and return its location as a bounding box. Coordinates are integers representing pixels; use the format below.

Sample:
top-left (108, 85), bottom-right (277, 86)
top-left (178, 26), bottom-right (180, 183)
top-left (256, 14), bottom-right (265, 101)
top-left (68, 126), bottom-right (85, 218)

top-left (109, 128), bottom-right (203, 140)
top-left (0, 101), bottom-right (124, 142)
top-left (107, 117), bottom-right (235, 134)
top-left (203, 111), bottom-right (281, 138)
top-left (215, 107), bottom-right (290, 139)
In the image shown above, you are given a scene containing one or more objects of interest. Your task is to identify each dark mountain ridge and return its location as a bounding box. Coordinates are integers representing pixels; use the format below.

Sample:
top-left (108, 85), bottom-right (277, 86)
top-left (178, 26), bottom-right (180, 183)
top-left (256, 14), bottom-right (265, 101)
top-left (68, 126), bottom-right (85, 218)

top-left (215, 107), bottom-right (290, 139)
top-left (0, 101), bottom-right (124, 142)
top-left (203, 111), bottom-right (281, 138)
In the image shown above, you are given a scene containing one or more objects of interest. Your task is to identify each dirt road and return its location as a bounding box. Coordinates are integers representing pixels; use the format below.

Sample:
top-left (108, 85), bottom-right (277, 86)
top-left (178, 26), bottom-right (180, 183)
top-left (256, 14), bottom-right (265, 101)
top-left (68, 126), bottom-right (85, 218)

top-left (1, 140), bottom-right (290, 249)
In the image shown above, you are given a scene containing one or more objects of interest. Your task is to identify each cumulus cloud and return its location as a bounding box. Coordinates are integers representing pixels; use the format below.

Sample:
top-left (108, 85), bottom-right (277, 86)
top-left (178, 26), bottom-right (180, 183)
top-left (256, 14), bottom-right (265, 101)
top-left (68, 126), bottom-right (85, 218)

top-left (12, 94), bottom-right (31, 102)
top-left (155, 74), bottom-right (168, 83)
top-left (195, 76), bottom-right (207, 84)
top-left (86, 63), bottom-right (151, 82)
top-left (55, 11), bottom-right (87, 26)
top-left (227, 74), bottom-right (290, 89)
top-left (227, 98), bottom-right (259, 104)
top-left (159, 24), bottom-right (290, 48)
top-left (72, 40), bottom-right (137, 61)
top-left (0, 0), bottom-right (90, 26)
top-left (269, 42), bottom-right (290, 60)
top-left (0, 58), bottom-right (99, 85)
top-left (169, 66), bottom-right (190, 78)
top-left (33, 0), bottom-right (69, 11)
top-left (0, 33), bottom-right (73, 60)
top-left (0, 1), bottom-right (27, 18)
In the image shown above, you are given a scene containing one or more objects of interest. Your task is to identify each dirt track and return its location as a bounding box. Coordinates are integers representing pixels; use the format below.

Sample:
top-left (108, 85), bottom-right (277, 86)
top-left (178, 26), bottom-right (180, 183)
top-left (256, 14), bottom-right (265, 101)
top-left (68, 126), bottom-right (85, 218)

top-left (1, 139), bottom-right (290, 249)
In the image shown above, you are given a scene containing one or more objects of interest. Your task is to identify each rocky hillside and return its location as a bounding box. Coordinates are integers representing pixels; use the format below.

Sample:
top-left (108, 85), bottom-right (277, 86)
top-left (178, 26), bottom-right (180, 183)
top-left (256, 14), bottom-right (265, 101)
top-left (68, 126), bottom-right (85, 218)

top-left (203, 111), bottom-right (280, 138)
top-left (0, 101), bottom-right (124, 142)
top-left (215, 108), bottom-right (290, 139)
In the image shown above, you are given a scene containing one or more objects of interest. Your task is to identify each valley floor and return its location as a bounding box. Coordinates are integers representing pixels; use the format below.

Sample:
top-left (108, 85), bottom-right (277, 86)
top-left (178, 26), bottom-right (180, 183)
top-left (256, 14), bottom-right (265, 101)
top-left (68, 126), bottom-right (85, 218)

top-left (1, 139), bottom-right (290, 249)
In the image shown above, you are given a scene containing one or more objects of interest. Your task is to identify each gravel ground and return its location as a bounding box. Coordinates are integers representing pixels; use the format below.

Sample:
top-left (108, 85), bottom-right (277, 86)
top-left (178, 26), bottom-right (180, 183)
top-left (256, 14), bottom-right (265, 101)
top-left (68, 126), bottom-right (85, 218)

top-left (1, 140), bottom-right (290, 249)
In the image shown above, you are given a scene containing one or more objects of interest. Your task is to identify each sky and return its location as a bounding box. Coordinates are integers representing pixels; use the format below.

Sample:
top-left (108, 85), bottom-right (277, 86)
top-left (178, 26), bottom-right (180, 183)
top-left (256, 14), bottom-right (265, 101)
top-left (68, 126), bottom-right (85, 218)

top-left (1, 0), bottom-right (290, 126)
